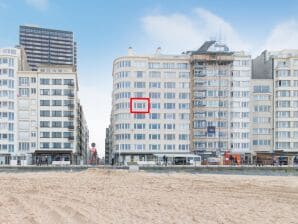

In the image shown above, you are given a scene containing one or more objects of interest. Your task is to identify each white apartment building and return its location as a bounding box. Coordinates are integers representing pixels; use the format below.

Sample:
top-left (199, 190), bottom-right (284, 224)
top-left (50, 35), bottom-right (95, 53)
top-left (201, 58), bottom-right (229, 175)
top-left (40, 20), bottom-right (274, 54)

top-left (111, 48), bottom-right (191, 163)
top-left (272, 50), bottom-right (298, 152)
top-left (251, 52), bottom-right (274, 153)
top-left (190, 41), bottom-right (251, 157)
top-left (252, 50), bottom-right (298, 154)
top-left (0, 48), bottom-right (19, 165)
top-left (17, 65), bottom-right (84, 164)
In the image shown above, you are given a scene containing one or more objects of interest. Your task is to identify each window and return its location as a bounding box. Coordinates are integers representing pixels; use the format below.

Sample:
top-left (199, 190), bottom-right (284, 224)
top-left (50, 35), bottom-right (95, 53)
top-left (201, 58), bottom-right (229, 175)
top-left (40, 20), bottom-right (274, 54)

top-left (40, 121), bottom-right (50, 128)
top-left (149, 113), bottom-right (160, 119)
top-left (52, 100), bottom-right (62, 106)
top-left (164, 134), bottom-right (175, 140)
top-left (52, 132), bottom-right (62, 138)
top-left (52, 79), bottom-right (62, 85)
top-left (149, 124), bottom-right (160, 129)
top-left (52, 111), bottom-right (62, 117)
top-left (164, 103), bottom-right (175, 109)
top-left (177, 63), bottom-right (189, 69)
top-left (149, 92), bottom-right (160, 99)
top-left (40, 89), bottom-right (50, 95)
top-left (149, 82), bottom-right (161, 88)
top-left (134, 134), bottom-right (145, 140)
top-left (253, 85), bottom-right (270, 93)
top-left (52, 89), bottom-right (62, 95)
top-left (64, 79), bottom-right (74, 85)
top-left (149, 134), bottom-right (160, 140)
top-left (52, 121), bottom-right (62, 128)
top-left (136, 71), bottom-right (144, 78)
top-left (164, 92), bottom-right (175, 99)
top-left (19, 77), bottom-right (29, 86)
top-left (40, 78), bottom-right (50, 85)
top-left (134, 82), bottom-right (146, 88)
top-left (164, 82), bottom-right (175, 88)
top-left (40, 100), bottom-right (50, 106)
top-left (134, 123), bottom-right (145, 129)
top-left (19, 88), bottom-right (29, 97)
top-left (40, 110), bottom-right (50, 117)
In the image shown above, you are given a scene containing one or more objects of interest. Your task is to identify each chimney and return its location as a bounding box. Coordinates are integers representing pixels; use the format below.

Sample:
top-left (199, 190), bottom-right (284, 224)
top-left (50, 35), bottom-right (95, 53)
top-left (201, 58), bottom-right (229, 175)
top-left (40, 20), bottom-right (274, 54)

top-left (156, 47), bottom-right (161, 55)
top-left (128, 47), bottom-right (133, 56)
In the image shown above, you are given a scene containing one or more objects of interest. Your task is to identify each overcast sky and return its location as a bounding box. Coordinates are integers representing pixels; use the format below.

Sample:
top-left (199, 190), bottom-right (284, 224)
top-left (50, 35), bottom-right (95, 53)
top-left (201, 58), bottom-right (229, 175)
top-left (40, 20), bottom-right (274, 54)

top-left (1, 0), bottom-right (298, 156)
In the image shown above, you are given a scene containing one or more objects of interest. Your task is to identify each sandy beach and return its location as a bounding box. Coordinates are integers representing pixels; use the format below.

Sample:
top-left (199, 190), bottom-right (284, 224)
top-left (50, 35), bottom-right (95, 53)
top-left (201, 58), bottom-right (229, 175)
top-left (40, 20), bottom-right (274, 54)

top-left (0, 169), bottom-right (297, 224)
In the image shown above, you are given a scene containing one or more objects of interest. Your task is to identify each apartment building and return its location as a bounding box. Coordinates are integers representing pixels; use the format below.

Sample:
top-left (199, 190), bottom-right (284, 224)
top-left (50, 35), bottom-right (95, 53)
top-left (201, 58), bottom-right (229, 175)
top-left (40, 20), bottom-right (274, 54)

top-left (0, 48), bottom-right (19, 165)
top-left (189, 41), bottom-right (251, 157)
top-left (252, 50), bottom-right (298, 154)
top-left (251, 51), bottom-right (274, 153)
top-left (105, 125), bottom-right (112, 165)
top-left (16, 64), bottom-right (88, 164)
top-left (77, 102), bottom-right (89, 164)
top-left (111, 48), bottom-right (191, 163)
top-left (19, 25), bottom-right (77, 71)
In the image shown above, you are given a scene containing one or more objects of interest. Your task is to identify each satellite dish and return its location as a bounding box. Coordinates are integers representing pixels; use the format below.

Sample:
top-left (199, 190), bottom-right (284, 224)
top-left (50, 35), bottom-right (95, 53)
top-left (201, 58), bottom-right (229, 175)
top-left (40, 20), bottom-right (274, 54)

top-left (91, 143), bottom-right (96, 148)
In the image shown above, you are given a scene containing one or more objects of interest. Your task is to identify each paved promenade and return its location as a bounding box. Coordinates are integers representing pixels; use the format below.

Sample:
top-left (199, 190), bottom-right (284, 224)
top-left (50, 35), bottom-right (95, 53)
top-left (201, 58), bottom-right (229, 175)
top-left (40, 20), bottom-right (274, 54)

top-left (0, 165), bottom-right (297, 176)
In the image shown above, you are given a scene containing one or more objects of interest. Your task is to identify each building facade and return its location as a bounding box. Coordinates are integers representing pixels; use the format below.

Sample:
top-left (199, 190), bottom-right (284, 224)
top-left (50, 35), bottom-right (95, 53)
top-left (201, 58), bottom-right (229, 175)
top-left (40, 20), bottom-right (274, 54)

top-left (111, 48), bottom-right (191, 163)
top-left (251, 51), bottom-right (274, 153)
top-left (252, 50), bottom-right (298, 155)
top-left (190, 41), bottom-right (251, 157)
top-left (0, 48), bottom-right (19, 165)
top-left (19, 25), bottom-right (77, 71)
top-left (16, 64), bottom-right (87, 164)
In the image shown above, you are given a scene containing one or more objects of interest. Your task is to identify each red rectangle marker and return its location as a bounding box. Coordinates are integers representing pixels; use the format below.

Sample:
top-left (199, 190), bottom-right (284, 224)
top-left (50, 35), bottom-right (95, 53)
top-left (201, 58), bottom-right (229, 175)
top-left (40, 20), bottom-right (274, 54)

top-left (130, 98), bottom-right (150, 114)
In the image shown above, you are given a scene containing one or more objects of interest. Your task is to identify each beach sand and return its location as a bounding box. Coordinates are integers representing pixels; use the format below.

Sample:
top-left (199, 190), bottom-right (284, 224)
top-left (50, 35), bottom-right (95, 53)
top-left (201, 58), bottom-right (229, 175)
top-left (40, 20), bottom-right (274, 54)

top-left (0, 169), bottom-right (297, 224)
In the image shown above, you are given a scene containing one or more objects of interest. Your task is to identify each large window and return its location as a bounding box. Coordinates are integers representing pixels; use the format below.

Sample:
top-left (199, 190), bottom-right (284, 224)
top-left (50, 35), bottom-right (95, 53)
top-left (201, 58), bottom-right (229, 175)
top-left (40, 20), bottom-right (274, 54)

top-left (253, 85), bottom-right (270, 93)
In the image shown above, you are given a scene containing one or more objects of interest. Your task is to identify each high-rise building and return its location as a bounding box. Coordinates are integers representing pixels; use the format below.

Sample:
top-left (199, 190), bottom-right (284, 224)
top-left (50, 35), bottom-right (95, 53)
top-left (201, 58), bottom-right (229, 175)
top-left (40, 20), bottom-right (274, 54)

top-left (16, 64), bottom-right (88, 164)
top-left (252, 50), bottom-right (298, 153)
top-left (189, 41), bottom-right (251, 157)
top-left (111, 47), bottom-right (191, 164)
top-left (19, 25), bottom-right (77, 71)
top-left (0, 48), bottom-right (20, 165)
top-left (251, 51), bottom-right (274, 153)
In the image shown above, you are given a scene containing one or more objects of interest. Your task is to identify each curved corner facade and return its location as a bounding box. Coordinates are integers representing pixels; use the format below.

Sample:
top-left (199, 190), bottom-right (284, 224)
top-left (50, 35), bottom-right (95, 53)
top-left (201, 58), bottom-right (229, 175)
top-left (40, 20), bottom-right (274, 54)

top-left (111, 54), bottom-right (191, 163)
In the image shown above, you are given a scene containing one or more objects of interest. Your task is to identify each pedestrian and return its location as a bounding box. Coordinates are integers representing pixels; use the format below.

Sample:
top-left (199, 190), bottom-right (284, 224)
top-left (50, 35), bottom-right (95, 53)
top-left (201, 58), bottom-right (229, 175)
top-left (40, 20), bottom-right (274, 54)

top-left (163, 155), bottom-right (166, 166)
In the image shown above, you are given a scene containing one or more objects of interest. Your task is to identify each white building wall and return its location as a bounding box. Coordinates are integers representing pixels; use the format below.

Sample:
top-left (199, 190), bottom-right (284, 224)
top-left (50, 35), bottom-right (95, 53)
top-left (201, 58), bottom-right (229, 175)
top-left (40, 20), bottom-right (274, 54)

top-left (273, 52), bottom-right (298, 152)
top-left (250, 79), bottom-right (274, 152)
top-left (230, 53), bottom-right (251, 153)
top-left (111, 53), bottom-right (191, 162)
top-left (17, 66), bottom-right (79, 164)
top-left (0, 48), bottom-right (19, 165)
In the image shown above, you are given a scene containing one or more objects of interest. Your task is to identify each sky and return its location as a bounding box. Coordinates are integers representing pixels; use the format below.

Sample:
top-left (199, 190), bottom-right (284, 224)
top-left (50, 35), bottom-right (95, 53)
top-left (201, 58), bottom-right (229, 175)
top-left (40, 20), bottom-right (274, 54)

top-left (1, 0), bottom-right (298, 156)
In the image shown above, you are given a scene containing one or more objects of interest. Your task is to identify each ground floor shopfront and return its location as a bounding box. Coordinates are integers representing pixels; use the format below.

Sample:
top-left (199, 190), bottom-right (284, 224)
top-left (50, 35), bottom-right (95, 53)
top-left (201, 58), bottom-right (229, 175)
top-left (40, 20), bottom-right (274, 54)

top-left (113, 152), bottom-right (201, 166)
top-left (33, 150), bottom-right (84, 165)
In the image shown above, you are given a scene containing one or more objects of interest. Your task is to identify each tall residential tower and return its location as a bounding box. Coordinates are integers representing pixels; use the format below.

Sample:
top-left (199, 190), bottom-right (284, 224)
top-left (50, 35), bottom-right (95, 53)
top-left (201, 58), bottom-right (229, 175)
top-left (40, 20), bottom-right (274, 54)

top-left (19, 25), bottom-right (77, 71)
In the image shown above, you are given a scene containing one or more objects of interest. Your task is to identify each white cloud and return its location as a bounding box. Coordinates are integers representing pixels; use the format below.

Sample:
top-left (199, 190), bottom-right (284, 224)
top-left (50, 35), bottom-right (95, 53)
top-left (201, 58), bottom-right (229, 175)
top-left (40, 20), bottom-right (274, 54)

top-left (264, 19), bottom-right (298, 51)
top-left (25, 0), bottom-right (48, 11)
top-left (141, 7), bottom-right (250, 53)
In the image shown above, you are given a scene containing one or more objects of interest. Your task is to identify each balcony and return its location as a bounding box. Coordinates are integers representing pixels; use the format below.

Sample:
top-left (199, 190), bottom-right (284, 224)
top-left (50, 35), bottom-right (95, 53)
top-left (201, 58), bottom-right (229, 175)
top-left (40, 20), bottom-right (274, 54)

top-left (67, 83), bottom-right (75, 88)
top-left (67, 94), bottom-right (75, 99)
top-left (68, 136), bottom-right (75, 141)
top-left (67, 104), bottom-right (75, 109)
top-left (68, 115), bottom-right (75, 120)
top-left (67, 125), bottom-right (75, 130)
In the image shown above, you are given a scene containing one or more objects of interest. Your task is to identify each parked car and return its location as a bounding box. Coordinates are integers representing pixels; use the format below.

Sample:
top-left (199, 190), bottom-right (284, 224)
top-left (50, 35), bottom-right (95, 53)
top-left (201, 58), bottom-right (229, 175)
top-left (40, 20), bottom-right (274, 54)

top-left (279, 156), bottom-right (288, 166)
top-left (293, 155), bottom-right (298, 166)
